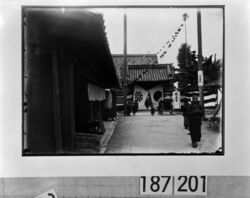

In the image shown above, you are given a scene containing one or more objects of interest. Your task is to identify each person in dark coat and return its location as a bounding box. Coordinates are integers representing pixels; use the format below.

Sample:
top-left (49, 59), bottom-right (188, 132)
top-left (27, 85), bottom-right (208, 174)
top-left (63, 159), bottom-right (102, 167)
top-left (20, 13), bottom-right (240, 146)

top-left (127, 100), bottom-right (132, 116)
top-left (158, 97), bottom-right (164, 115)
top-left (181, 98), bottom-right (190, 129)
top-left (150, 105), bottom-right (155, 116)
top-left (169, 99), bottom-right (174, 115)
top-left (132, 100), bottom-right (139, 115)
top-left (187, 95), bottom-right (204, 148)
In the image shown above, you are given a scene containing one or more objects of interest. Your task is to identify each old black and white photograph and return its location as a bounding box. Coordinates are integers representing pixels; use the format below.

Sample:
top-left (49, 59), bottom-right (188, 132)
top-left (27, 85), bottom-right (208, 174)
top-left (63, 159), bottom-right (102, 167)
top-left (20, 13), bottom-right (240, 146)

top-left (22, 6), bottom-right (224, 155)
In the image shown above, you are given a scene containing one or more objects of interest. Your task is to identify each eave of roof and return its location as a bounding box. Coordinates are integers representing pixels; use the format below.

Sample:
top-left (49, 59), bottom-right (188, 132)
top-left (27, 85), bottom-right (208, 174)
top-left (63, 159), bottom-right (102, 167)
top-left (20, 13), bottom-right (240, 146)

top-left (24, 8), bottom-right (120, 88)
top-left (128, 64), bottom-right (174, 82)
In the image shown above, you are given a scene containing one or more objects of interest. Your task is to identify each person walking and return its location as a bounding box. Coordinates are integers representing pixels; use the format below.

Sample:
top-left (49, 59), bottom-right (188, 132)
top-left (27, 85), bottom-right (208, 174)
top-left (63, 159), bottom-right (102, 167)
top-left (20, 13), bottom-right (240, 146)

top-left (158, 97), bottom-right (164, 115)
top-left (127, 100), bottom-right (132, 116)
top-left (181, 98), bottom-right (190, 129)
top-left (169, 98), bottom-right (174, 115)
top-left (132, 100), bottom-right (138, 115)
top-left (187, 95), bottom-right (204, 148)
top-left (150, 105), bottom-right (155, 116)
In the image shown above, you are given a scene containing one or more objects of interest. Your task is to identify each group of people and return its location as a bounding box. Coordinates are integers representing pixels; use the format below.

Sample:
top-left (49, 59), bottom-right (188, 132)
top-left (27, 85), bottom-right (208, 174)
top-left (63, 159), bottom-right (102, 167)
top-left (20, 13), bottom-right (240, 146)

top-left (150, 97), bottom-right (174, 116)
top-left (182, 95), bottom-right (204, 148)
top-left (126, 100), bottom-right (139, 116)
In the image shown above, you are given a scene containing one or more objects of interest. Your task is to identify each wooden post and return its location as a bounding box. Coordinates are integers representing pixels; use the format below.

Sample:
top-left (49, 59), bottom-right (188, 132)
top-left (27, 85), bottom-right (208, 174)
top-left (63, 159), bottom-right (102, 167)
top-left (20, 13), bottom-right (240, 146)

top-left (52, 41), bottom-right (63, 153)
top-left (183, 13), bottom-right (189, 68)
top-left (197, 10), bottom-right (204, 109)
top-left (123, 12), bottom-right (128, 116)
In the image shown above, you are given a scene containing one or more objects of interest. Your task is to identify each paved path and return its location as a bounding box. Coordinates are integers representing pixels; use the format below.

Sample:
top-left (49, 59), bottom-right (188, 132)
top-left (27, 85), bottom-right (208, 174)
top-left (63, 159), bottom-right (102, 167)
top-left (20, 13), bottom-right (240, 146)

top-left (105, 111), bottom-right (222, 154)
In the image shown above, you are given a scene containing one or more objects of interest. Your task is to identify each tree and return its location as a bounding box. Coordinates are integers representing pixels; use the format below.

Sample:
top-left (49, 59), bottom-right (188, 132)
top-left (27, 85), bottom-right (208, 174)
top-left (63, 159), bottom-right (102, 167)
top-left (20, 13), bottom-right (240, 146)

top-left (176, 43), bottom-right (198, 92)
top-left (175, 43), bottom-right (221, 93)
top-left (203, 56), bottom-right (221, 84)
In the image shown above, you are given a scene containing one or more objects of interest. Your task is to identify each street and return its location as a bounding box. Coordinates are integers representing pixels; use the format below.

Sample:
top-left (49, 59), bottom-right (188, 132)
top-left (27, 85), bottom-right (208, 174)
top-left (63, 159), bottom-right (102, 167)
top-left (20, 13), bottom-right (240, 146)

top-left (105, 111), bottom-right (222, 154)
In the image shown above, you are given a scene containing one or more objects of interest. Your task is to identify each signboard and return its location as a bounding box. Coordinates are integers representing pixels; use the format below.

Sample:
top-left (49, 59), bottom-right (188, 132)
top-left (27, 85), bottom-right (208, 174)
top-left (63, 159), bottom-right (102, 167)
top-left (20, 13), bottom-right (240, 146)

top-left (198, 70), bottom-right (204, 86)
top-left (35, 189), bottom-right (58, 198)
top-left (172, 90), bottom-right (181, 109)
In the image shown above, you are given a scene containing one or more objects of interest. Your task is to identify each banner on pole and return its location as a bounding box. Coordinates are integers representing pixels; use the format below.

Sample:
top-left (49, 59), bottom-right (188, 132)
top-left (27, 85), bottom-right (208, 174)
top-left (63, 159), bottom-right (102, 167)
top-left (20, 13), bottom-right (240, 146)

top-left (172, 90), bottom-right (181, 109)
top-left (198, 70), bottom-right (204, 86)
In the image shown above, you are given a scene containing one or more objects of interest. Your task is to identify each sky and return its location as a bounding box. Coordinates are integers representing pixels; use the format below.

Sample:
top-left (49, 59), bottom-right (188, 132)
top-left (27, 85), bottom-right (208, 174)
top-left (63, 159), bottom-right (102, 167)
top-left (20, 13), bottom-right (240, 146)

top-left (88, 7), bottom-right (223, 67)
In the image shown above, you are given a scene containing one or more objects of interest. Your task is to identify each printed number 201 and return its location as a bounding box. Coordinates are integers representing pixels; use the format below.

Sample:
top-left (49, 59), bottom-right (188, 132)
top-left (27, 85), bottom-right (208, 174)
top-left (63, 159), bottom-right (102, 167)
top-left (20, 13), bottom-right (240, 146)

top-left (140, 176), bottom-right (173, 195)
top-left (175, 176), bottom-right (207, 195)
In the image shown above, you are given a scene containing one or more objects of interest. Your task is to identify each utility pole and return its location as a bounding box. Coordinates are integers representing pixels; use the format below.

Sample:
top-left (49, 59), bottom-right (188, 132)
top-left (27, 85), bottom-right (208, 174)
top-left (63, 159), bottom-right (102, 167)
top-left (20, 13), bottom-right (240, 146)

top-left (183, 13), bottom-right (189, 68)
top-left (197, 9), bottom-right (204, 109)
top-left (123, 12), bottom-right (128, 116)
top-left (183, 13), bottom-right (189, 44)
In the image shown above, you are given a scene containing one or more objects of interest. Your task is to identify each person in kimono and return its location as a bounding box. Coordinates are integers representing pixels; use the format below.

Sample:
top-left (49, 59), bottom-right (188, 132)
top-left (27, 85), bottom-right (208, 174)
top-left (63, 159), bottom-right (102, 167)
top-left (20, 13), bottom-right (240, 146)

top-left (181, 98), bottom-right (190, 129)
top-left (187, 94), bottom-right (204, 148)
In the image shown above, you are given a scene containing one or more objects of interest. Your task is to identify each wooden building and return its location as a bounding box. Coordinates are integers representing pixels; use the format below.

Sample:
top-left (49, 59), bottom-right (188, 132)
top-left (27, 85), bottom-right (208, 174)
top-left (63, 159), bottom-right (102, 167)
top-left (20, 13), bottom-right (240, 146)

top-left (128, 64), bottom-right (175, 110)
top-left (23, 8), bottom-right (119, 154)
top-left (112, 54), bottom-right (159, 110)
top-left (112, 54), bottom-right (175, 111)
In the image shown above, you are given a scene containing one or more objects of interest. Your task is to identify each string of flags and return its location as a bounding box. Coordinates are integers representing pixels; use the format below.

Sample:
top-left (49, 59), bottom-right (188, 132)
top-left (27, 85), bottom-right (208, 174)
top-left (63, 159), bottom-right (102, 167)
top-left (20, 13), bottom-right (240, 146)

top-left (156, 22), bottom-right (184, 59)
top-left (124, 13), bottom-right (189, 82)
top-left (141, 13), bottom-right (189, 61)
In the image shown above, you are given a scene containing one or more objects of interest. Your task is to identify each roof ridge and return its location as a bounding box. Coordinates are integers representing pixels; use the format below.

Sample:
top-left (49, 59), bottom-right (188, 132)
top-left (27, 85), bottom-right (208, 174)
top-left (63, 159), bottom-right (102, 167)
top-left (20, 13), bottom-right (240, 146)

top-left (128, 64), bottom-right (173, 68)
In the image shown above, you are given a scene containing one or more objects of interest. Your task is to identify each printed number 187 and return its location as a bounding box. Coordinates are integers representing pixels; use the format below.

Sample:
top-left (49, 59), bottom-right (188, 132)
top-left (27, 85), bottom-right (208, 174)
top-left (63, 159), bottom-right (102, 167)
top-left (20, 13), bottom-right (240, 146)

top-left (140, 176), bottom-right (173, 195)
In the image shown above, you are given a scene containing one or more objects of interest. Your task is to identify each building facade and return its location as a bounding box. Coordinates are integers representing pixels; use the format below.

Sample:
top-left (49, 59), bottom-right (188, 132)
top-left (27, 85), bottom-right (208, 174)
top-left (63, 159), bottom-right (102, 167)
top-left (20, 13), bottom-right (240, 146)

top-left (23, 8), bottom-right (119, 155)
top-left (112, 54), bottom-right (175, 111)
top-left (128, 64), bottom-right (175, 110)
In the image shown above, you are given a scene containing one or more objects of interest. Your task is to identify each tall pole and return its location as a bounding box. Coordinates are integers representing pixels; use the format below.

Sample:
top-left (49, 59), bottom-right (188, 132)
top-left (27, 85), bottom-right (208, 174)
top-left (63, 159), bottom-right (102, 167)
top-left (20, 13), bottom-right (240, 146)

top-left (184, 17), bottom-right (187, 44)
top-left (197, 10), bottom-right (204, 109)
top-left (185, 17), bottom-right (187, 68)
top-left (183, 13), bottom-right (189, 68)
top-left (123, 12), bottom-right (128, 116)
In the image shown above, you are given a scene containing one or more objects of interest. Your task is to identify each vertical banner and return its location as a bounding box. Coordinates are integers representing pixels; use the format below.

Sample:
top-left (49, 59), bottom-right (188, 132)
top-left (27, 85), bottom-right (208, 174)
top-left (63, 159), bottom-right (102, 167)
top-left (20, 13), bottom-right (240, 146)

top-left (172, 90), bottom-right (181, 109)
top-left (198, 70), bottom-right (204, 86)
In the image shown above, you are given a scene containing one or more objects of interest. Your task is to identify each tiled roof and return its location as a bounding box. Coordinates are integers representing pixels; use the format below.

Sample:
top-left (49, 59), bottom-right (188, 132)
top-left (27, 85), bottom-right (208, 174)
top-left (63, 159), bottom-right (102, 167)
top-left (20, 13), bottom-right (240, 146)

top-left (128, 64), bottom-right (174, 82)
top-left (112, 54), bottom-right (158, 80)
top-left (112, 54), bottom-right (158, 65)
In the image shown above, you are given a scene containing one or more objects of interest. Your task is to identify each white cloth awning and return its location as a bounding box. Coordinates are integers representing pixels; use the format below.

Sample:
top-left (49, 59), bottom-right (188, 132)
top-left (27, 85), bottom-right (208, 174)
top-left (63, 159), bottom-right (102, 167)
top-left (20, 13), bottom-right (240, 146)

top-left (88, 83), bottom-right (106, 101)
